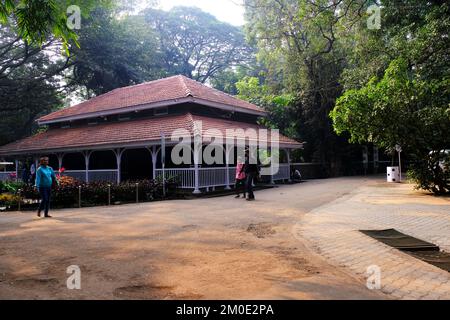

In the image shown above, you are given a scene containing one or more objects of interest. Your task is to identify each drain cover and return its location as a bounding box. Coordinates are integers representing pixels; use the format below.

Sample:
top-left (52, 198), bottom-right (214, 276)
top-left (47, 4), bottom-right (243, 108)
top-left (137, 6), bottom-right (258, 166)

top-left (360, 229), bottom-right (439, 251)
top-left (360, 229), bottom-right (450, 272)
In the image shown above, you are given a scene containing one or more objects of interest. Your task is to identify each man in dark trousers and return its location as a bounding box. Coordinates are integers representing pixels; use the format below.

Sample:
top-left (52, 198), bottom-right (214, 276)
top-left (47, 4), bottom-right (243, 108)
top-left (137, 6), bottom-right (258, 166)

top-left (244, 148), bottom-right (260, 201)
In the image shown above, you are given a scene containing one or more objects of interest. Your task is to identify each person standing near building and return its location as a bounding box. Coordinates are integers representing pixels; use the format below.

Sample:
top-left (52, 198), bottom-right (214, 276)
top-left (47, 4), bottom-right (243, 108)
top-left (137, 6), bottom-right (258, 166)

top-left (234, 156), bottom-right (246, 199)
top-left (35, 157), bottom-right (58, 218)
top-left (244, 148), bottom-right (260, 201)
top-left (21, 162), bottom-right (30, 184)
top-left (30, 162), bottom-right (36, 185)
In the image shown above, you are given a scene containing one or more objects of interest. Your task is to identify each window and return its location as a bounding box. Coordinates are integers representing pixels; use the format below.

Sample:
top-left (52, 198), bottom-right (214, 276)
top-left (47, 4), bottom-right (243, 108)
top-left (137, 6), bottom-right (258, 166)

top-left (61, 122), bottom-right (70, 129)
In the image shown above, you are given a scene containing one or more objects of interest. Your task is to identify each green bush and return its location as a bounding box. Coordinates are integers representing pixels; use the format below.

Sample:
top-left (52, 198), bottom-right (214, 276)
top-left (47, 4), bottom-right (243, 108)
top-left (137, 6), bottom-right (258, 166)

top-left (18, 176), bottom-right (180, 209)
top-left (0, 193), bottom-right (20, 208)
top-left (0, 180), bottom-right (25, 194)
top-left (407, 151), bottom-right (450, 195)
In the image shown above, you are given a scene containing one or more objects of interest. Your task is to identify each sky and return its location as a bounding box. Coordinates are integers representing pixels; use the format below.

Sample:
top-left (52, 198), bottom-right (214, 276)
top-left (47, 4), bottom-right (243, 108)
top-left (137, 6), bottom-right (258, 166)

top-left (156, 0), bottom-right (245, 26)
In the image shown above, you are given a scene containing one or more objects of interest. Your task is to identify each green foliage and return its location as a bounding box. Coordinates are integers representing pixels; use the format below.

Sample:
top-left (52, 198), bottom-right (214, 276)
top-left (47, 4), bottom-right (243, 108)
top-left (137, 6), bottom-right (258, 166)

top-left (70, 7), bottom-right (162, 96)
top-left (17, 177), bottom-right (179, 210)
top-left (243, 0), bottom-right (362, 169)
top-left (331, 1), bottom-right (450, 194)
top-left (0, 180), bottom-right (25, 193)
top-left (407, 151), bottom-right (450, 195)
top-left (0, 0), bottom-right (110, 54)
top-left (236, 76), bottom-right (297, 137)
top-left (0, 193), bottom-right (20, 207)
top-left (143, 6), bottom-right (253, 83)
top-left (0, 23), bottom-right (65, 145)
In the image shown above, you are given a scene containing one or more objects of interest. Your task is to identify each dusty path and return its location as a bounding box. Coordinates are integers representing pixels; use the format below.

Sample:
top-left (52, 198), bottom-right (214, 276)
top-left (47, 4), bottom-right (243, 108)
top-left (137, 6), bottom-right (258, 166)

top-left (0, 177), bottom-right (385, 299)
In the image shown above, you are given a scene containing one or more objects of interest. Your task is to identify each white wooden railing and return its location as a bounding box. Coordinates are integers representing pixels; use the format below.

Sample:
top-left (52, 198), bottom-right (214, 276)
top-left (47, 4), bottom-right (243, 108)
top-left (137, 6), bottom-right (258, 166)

top-left (0, 171), bottom-right (15, 181)
top-left (64, 170), bottom-right (118, 183)
top-left (199, 167), bottom-right (232, 188)
top-left (155, 168), bottom-right (196, 188)
top-left (271, 164), bottom-right (291, 181)
top-left (156, 164), bottom-right (291, 190)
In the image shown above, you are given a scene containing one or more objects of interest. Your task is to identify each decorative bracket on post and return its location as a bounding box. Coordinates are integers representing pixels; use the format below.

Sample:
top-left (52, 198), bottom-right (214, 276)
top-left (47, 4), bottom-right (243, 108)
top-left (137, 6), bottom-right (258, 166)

top-left (82, 151), bottom-right (92, 183)
top-left (56, 153), bottom-right (65, 171)
top-left (146, 146), bottom-right (161, 181)
top-left (113, 148), bottom-right (126, 184)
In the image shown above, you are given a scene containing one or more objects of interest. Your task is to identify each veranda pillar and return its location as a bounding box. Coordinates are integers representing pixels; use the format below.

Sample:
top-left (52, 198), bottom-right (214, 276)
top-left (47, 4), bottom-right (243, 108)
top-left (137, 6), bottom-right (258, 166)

top-left (83, 151), bottom-right (92, 183)
top-left (193, 147), bottom-right (201, 195)
top-left (113, 149), bottom-right (125, 184)
top-left (15, 159), bottom-right (19, 182)
top-left (286, 148), bottom-right (292, 182)
top-left (270, 148), bottom-right (275, 185)
top-left (56, 153), bottom-right (65, 171)
top-left (225, 145), bottom-right (232, 190)
top-left (150, 146), bottom-right (160, 180)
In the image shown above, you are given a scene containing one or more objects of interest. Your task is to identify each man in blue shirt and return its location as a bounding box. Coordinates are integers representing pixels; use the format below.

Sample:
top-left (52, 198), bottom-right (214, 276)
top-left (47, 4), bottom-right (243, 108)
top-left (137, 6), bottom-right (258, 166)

top-left (35, 157), bottom-right (57, 218)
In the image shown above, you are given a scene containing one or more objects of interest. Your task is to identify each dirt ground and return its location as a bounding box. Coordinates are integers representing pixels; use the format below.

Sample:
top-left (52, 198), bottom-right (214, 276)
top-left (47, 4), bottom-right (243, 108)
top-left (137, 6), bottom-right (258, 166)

top-left (0, 177), bottom-right (386, 300)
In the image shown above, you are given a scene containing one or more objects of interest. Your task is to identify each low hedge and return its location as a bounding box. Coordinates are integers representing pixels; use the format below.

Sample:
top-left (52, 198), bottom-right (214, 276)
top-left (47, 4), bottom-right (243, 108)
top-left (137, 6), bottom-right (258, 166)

top-left (2, 175), bottom-right (180, 211)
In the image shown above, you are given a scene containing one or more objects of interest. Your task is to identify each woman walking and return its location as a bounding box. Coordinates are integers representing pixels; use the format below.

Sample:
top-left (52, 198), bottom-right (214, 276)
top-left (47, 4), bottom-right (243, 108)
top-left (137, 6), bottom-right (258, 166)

top-left (244, 148), bottom-right (260, 201)
top-left (35, 157), bottom-right (58, 218)
top-left (234, 156), bottom-right (246, 198)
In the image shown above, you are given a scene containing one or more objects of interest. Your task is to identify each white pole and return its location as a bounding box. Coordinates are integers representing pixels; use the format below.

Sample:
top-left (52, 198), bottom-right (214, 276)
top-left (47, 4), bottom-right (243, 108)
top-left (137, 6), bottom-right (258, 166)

top-left (151, 146), bottom-right (157, 180)
top-left (270, 149), bottom-right (275, 185)
top-left (161, 133), bottom-right (166, 198)
top-left (225, 146), bottom-right (231, 190)
top-left (286, 149), bottom-right (292, 182)
top-left (84, 151), bottom-right (91, 183)
top-left (398, 150), bottom-right (402, 182)
top-left (115, 149), bottom-right (122, 185)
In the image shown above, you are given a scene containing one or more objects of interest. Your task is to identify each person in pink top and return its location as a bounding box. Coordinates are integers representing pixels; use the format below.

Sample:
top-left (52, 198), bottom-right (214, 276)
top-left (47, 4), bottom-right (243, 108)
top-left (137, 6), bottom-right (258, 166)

top-left (235, 156), bottom-right (246, 199)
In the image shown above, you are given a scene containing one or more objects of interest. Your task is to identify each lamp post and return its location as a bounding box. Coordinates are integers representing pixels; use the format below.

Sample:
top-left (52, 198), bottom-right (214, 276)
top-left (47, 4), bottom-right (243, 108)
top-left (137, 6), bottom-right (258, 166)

top-left (395, 144), bottom-right (402, 182)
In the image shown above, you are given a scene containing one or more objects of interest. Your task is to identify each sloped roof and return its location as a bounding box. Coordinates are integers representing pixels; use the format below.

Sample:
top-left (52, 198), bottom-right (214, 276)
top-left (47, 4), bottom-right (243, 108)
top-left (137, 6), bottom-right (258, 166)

top-left (38, 75), bottom-right (265, 124)
top-left (0, 113), bottom-right (302, 155)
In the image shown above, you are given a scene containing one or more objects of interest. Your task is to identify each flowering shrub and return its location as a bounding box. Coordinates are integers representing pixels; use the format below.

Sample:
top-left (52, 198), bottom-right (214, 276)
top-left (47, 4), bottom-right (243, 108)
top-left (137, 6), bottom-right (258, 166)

top-left (0, 193), bottom-right (20, 208)
top-left (0, 180), bottom-right (25, 193)
top-left (57, 175), bottom-right (77, 188)
top-left (17, 176), bottom-right (179, 210)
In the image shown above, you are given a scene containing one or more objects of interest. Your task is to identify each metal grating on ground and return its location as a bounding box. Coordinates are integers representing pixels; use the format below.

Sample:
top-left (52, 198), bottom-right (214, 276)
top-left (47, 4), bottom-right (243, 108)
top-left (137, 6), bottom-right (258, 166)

top-left (361, 229), bottom-right (450, 273)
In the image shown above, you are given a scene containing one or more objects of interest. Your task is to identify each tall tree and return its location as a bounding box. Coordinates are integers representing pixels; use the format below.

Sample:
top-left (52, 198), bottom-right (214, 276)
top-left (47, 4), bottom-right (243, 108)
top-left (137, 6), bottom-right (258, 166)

top-left (243, 0), bottom-right (366, 174)
top-left (143, 6), bottom-right (253, 83)
top-left (331, 0), bottom-right (450, 194)
top-left (0, 24), bottom-right (67, 145)
top-left (68, 6), bottom-right (162, 97)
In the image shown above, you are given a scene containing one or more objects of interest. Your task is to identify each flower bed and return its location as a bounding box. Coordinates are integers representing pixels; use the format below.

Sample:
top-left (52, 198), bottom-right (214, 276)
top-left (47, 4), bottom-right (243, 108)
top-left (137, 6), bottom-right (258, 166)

top-left (1, 175), bottom-right (180, 212)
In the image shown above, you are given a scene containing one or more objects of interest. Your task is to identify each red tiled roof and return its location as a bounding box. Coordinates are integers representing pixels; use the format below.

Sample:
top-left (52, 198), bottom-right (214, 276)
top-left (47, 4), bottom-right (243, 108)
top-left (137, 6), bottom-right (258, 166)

top-left (38, 75), bottom-right (265, 123)
top-left (0, 113), bottom-right (302, 155)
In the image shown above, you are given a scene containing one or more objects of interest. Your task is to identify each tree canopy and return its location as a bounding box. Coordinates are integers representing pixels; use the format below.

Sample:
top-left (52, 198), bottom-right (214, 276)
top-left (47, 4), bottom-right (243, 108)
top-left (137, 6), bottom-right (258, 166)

top-left (143, 6), bottom-right (253, 83)
top-left (330, 0), bottom-right (450, 193)
top-left (0, 0), bottom-right (110, 53)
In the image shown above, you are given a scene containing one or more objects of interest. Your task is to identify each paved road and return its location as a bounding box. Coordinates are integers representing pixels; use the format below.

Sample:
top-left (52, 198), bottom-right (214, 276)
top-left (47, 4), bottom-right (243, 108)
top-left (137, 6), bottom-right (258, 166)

top-left (0, 177), bottom-right (384, 300)
top-left (298, 181), bottom-right (450, 300)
